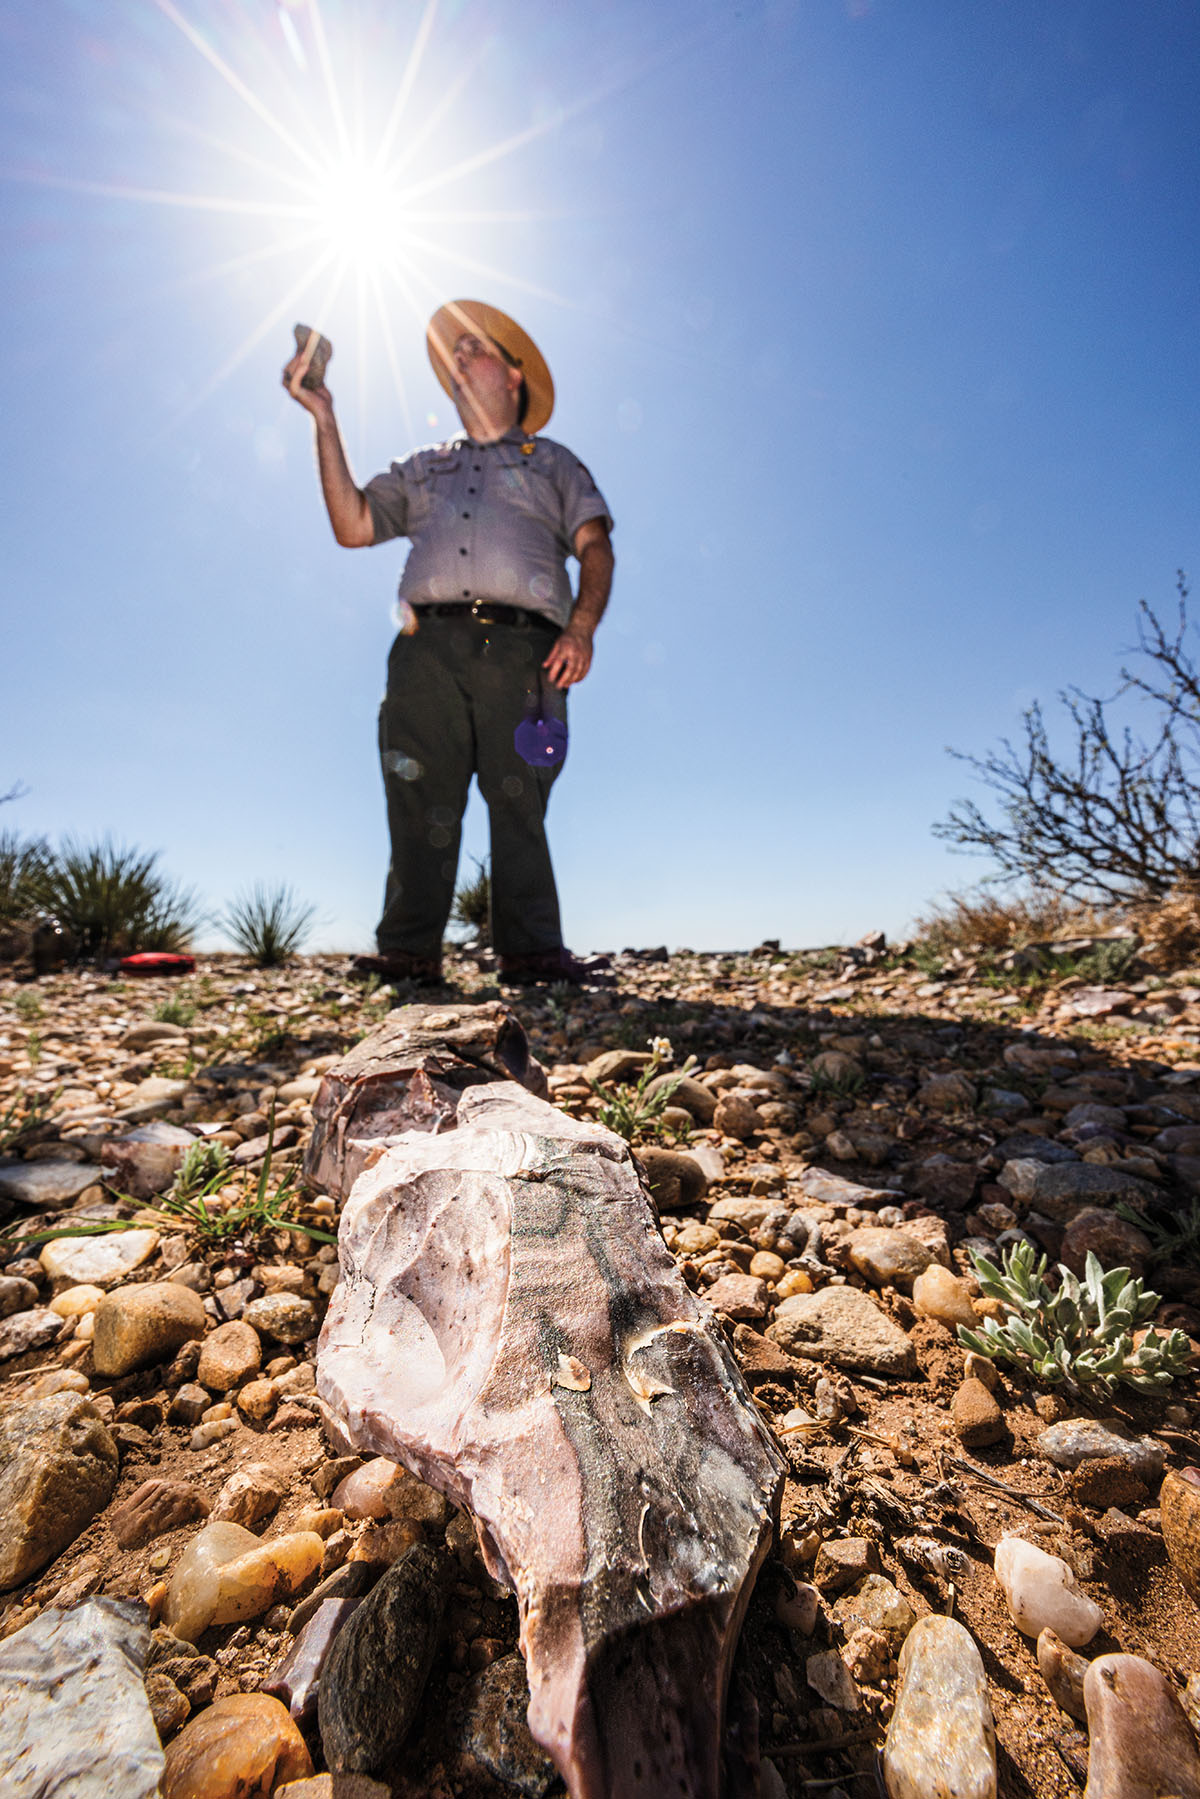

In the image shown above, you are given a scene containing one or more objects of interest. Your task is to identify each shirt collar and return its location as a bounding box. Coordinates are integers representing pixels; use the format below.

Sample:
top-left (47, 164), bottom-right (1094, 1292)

top-left (453, 427), bottom-right (528, 450)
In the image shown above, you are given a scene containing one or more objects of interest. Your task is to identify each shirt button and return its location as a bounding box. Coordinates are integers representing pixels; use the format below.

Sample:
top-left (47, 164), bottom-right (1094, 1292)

top-left (473, 464), bottom-right (481, 471)
top-left (467, 487), bottom-right (476, 495)
top-left (459, 547), bottom-right (468, 555)
top-left (463, 589), bottom-right (470, 597)
top-left (462, 512), bottom-right (470, 518)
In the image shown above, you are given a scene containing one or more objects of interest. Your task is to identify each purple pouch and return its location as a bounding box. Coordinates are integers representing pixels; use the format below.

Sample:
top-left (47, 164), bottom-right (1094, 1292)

top-left (514, 713), bottom-right (568, 768)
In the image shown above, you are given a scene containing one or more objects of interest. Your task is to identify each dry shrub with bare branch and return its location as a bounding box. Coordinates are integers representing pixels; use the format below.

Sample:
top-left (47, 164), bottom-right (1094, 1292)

top-left (935, 575), bottom-right (1200, 902)
top-left (911, 888), bottom-right (1107, 955)
top-left (1123, 886), bottom-right (1200, 971)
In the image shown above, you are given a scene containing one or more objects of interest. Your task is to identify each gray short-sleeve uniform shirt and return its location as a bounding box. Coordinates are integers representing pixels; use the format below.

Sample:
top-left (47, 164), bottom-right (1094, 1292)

top-left (363, 427), bottom-right (612, 629)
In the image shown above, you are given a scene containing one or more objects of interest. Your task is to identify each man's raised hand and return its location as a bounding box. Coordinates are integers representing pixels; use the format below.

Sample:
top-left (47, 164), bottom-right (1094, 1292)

top-left (281, 350), bottom-right (333, 418)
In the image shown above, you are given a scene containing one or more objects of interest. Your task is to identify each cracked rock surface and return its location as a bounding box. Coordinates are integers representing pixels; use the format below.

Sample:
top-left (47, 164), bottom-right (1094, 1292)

top-left (1, 940), bottom-right (1200, 1795)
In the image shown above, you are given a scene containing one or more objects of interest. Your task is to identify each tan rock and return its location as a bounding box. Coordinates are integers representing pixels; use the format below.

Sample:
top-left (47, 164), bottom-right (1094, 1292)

top-left (48, 1283), bottom-right (106, 1320)
top-left (164, 1521), bottom-right (324, 1643)
top-left (641, 1073), bottom-right (718, 1123)
top-left (1036, 1627), bottom-right (1088, 1722)
top-left (163, 1693), bottom-right (313, 1798)
top-left (952, 1379), bottom-right (1007, 1449)
top-left (0, 1392), bottom-right (119, 1590)
top-left (769, 1286), bottom-right (917, 1376)
top-left (846, 1226), bottom-right (934, 1291)
top-left (1083, 1653), bottom-right (1200, 1799)
top-left (919, 1072), bottom-right (977, 1113)
top-left (634, 1147), bottom-right (709, 1211)
top-left (197, 1320), bottom-right (262, 1391)
top-left (109, 1478), bottom-right (210, 1550)
top-left (810, 1050), bottom-right (863, 1085)
top-left (210, 1462), bottom-right (288, 1531)
top-left (674, 1223), bottom-right (720, 1256)
top-left (712, 1093), bottom-right (762, 1139)
top-left (913, 1264), bottom-right (978, 1328)
top-left (236, 1379), bottom-right (279, 1422)
top-left (92, 1283), bottom-right (207, 1377)
top-left (813, 1537), bottom-right (880, 1596)
top-left (704, 1272), bottom-right (769, 1320)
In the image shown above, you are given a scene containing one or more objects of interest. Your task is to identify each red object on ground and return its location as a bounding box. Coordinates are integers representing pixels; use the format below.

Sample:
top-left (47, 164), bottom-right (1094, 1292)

top-left (118, 953), bottom-right (196, 976)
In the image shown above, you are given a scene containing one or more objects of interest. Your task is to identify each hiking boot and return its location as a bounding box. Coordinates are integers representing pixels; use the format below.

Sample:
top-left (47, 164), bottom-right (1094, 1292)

top-left (497, 948), bottom-right (616, 989)
top-left (348, 952), bottom-right (444, 985)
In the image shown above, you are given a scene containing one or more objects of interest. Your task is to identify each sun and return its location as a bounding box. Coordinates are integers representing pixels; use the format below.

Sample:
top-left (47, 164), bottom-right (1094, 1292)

top-left (309, 155), bottom-right (405, 276)
top-left (10, 0), bottom-right (636, 434)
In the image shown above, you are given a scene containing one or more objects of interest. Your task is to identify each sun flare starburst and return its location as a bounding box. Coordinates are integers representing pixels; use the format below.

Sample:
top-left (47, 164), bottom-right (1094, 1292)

top-left (5, 0), bottom-right (707, 441)
top-left (309, 155), bottom-right (406, 274)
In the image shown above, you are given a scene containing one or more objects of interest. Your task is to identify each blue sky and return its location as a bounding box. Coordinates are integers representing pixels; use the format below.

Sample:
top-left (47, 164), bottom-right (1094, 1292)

top-left (2, 0), bottom-right (1197, 953)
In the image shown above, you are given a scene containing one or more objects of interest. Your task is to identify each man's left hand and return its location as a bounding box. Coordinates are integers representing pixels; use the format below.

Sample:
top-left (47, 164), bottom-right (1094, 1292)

top-left (544, 626), bottom-right (593, 689)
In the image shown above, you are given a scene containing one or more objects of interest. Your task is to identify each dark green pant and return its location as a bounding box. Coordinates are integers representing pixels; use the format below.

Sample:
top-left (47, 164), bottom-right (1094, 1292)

top-left (376, 614), bottom-right (567, 960)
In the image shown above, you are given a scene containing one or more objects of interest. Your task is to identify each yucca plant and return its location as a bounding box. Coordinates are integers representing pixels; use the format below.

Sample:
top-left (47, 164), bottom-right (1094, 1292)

top-left (450, 857), bottom-right (491, 944)
top-left (959, 1239), bottom-right (1192, 1394)
top-left (48, 837), bottom-right (199, 959)
top-left (0, 831), bottom-right (58, 926)
top-left (222, 882), bottom-right (315, 966)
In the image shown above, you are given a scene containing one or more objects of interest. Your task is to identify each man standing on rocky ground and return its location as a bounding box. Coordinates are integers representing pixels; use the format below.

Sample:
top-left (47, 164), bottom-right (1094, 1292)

top-left (282, 298), bottom-right (616, 990)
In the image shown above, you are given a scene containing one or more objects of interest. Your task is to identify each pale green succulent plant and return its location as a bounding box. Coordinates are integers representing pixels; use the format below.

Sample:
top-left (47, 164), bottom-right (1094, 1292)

top-left (958, 1238), bottom-right (1193, 1394)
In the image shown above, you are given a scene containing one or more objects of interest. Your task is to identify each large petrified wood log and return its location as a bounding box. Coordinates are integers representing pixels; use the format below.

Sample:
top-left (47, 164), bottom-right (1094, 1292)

top-left (305, 999), bottom-right (548, 1202)
top-left (311, 1006), bottom-right (786, 1799)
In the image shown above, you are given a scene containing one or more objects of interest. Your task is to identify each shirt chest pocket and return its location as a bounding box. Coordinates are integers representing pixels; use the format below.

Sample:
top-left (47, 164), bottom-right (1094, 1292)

top-left (493, 451), bottom-right (561, 527)
top-left (409, 456), bottom-right (461, 524)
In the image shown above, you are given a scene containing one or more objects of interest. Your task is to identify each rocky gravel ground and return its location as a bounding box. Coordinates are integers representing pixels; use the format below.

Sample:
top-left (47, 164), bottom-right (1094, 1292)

top-left (2, 934), bottom-right (1200, 1797)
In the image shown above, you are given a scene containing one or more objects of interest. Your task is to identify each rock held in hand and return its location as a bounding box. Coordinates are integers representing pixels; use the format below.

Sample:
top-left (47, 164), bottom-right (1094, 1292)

top-left (993, 1536), bottom-right (1102, 1647)
top-left (883, 1614), bottom-right (996, 1799)
top-left (92, 1282), bottom-right (207, 1377)
top-left (163, 1692), bottom-right (313, 1799)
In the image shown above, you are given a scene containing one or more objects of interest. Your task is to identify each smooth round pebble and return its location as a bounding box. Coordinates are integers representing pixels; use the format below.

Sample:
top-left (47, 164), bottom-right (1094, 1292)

top-left (163, 1692), bottom-right (313, 1798)
top-left (241, 1293), bottom-right (320, 1345)
top-left (197, 1320), bottom-right (262, 1392)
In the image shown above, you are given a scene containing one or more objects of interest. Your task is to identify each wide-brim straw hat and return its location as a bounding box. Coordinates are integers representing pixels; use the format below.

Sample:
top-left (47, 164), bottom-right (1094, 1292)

top-left (426, 299), bottom-right (554, 434)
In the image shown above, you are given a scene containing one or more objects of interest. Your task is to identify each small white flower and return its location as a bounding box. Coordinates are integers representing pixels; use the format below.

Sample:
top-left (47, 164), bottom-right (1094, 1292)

top-left (649, 1036), bottom-right (673, 1061)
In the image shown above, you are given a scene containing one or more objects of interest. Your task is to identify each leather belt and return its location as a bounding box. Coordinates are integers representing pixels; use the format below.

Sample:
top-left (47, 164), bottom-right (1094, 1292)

top-left (411, 601), bottom-right (558, 630)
